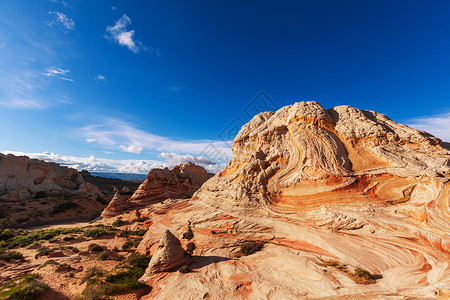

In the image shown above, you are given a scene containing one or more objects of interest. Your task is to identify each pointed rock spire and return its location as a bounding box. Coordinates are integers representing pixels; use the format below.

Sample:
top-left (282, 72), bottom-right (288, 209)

top-left (140, 230), bottom-right (192, 281)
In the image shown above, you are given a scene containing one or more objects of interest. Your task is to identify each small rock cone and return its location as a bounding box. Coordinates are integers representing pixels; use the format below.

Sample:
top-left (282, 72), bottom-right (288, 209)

top-left (140, 230), bottom-right (192, 281)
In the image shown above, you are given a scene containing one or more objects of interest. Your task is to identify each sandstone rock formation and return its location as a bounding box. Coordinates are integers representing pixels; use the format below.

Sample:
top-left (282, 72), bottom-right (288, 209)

top-left (101, 162), bottom-right (213, 217)
top-left (140, 230), bottom-right (192, 281)
top-left (134, 102), bottom-right (449, 299)
top-left (0, 153), bottom-right (108, 224)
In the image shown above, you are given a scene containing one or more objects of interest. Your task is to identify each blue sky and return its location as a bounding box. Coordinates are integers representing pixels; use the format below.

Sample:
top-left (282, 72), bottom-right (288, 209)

top-left (1, 1), bottom-right (449, 173)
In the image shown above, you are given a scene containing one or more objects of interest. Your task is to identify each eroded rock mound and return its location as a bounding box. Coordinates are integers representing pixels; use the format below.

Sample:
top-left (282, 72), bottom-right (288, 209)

top-left (101, 163), bottom-right (213, 217)
top-left (195, 101), bottom-right (449, 212)
top-left (140, 230), bottom-right (192, 281)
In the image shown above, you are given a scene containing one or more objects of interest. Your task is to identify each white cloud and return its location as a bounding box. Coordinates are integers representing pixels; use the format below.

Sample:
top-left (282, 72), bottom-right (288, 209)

top-left (95, 74), bottom-right (106, 80)
top-left (42, 67), bottom-right (73, 81)
top-left (105, 14), bottom-right (144, 53)
top-left (111, 6), bottom-right (117, 10)
top-left (159, 152), bottom-right (217, 166)
top-left (407, 112), bottom-right (450, 142)
top-left (79, 118), bottom-right (232, 161)
top-left (1, 151), bottom-right (223, 174)
top-left (119, 144), bottom-right (143, 154)
top-left (48, 11), bottom-right (75, 31)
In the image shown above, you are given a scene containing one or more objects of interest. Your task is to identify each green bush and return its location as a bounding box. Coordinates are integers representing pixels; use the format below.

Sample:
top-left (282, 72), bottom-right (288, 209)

top-left (88, 244), bottom-right (105, 252)
top-left (135, 217), bottom-right (148, 223)
top-left (35, 246), bottom-right (54, 258)
top-left (0, 274), bottom-right (48, 300)
top-left (84, 228), bottom-right (108, 238)
top-left (129, 229), bottom-right (147, 236)
top-left (182, 227), bottom-right (194, 240)
top-left (38, 259), bottom-right (58, 270)
top-left (80, 254), bottom-right (151, 297)
top-left (97, 251), bottom-right (109, 261)
top-left (179, 265), bottom-right (190, 273)
top-left (0, 249), bottom-right (24, 261)
top-left (186, 242), bottom-right (196, 255)
top-left (112, 218), bottom-right (124, 227)
top-left (240, 241), bottom-right (264, 256)
top-left (354, 267), bottom-right (372, 279)
top-left (121, 238), bottom-right (142, 251)
top-left (83, 266), bottom-right (104, 281)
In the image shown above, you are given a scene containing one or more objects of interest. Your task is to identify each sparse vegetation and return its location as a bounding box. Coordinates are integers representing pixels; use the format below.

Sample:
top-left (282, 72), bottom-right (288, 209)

top-left (112, 218), bottom-right (124, 227)
top-left (0, 227), bottom-right (81, 249)
top-left (323, 259), bottom-right (379, 284)
top-left (79, 253), bottom-right (151, 297)
top-left (179, 264), bottom-right (190, 273)
top-left (88, 244), bottom-right (105, 252)
top-left (83, 228), bottom-right (108, 238)
top-left (97, 251), bottom-right (109, 261)
top-left (121, 238), bottom-right (142, 251)
top-left (182, 223), bottom-right (194, 240)
top-left (135, 216), bottom-right (148, 223)
top-left (35, 246), bottom-right (54, 258)
top-left (240, 241), bottom-right (264, 256)
top-left (0, 274), bottom-right (48, 300)
top-left (0, 249), bottom-right (24, 261)
top-left (38, 259), bottom-right (58, 270)
top-left (186, 242), bottom-right (196, 255)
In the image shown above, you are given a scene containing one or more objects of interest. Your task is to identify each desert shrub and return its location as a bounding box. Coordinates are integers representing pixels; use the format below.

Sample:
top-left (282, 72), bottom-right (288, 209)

top-left (56, 263), bottom-right (73, 272)
top-left (135, 217), bottom-right (148, 223)
top-left (34, 191), bottom-right (48, 199)
top-left (186, 242), bottom-right (196, 255)
top-left (112, 246), bottom-right (119, 252)
top-left (0, 274), bottom-right (48, 300)
top-left (38, 259), bottom-right (58, 270)
top-left (63, 235), bottom-right (75, 241)
top-left (182, 229), bottom-right (194, 240)
top-left (0, 249), bottom-right (24, 261)
top-left (83, 266), bottom-right (104, 281)
top-left (18, 201), bottom-right (26, 207)
top-left (121, 238), bottom-right (142, 251)
top-left (129, 229), bottom-right (147, 236)
top-left (50, 201), bottom-right (79, 216)
top-left (179, 265), bottom-right (190, 273)
top-left (126, 253), bottom-right (151, 269)
top-left (112, 218), bottom-right (124, 227)
top-left (88, 244), bottom-right (105, 252)
top-left (240, 241), bottom-right (264, 256)
top-left (97, 251), bottom-right (109, 261)
top-left (354, 267), bottom-right (371, 279)
top-left (84, 228), bottom-right (108, 238)
top-left (35, 246), bottom-right (54, 258)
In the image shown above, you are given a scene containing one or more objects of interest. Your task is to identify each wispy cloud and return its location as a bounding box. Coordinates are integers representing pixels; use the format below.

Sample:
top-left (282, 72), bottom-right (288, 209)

top-left (111, 6), bottom-right (117, 11)
top-left (407, 112), bottom-right (450, 142)
top-left (105, 14), bottom-right (144, 53)
top-left (48, 11), bottom-right (75, 32)
top-left (0, 71), bottom-right (46, 109)
top-left (42, 67), bottom-right (73, 81)
top-left (79, 118), bottom-right (232, 160)
top-left (1, 150), bottom-right (223, 174)
top-left (159, 152), bottom-right (217, 166)
top-left (95, 74), bottom-right (106, 80)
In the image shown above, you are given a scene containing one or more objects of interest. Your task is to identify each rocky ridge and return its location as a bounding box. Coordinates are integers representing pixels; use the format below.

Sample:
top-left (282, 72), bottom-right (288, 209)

top-left (0, 153), bottom-right (108, 225)
top-left (101, 162), bottom-right (213, 217)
